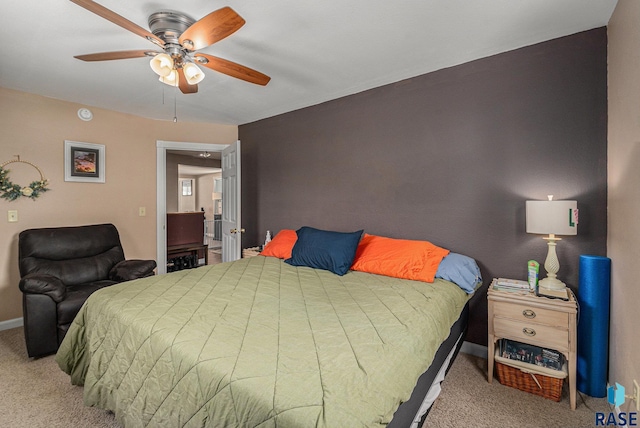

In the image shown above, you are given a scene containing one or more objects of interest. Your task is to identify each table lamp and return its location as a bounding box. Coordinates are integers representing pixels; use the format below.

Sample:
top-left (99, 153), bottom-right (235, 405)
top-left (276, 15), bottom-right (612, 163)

top-left (526, 195), bottom-right (578, 291)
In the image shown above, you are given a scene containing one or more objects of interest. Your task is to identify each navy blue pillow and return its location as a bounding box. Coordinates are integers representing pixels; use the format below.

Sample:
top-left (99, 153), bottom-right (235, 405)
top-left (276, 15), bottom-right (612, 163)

top-left (285, 226), bottom-right (364, 276)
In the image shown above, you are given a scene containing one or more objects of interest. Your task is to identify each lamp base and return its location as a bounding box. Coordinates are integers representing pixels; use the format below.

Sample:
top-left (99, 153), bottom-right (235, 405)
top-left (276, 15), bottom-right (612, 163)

top-left (538, 276), bottom-right (567, 291)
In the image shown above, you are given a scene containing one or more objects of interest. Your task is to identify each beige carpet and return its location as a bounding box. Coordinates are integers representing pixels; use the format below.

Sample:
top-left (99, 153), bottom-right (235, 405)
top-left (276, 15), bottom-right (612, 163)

top-left (0, 327), bottom-right (611, 427)
top-left (427, 351), bottom-right (611, 427)
top-left (0, 327), bottom-right (119, 428)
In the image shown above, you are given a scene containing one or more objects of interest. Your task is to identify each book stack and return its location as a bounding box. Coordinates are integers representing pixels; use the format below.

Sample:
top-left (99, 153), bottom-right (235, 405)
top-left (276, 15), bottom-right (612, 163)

top-left (498, 339), bottom-right (565, 372)
top-left (536, 286), bottom-right (569, 301)
top-left (493, 277), bottom-right (531, 294)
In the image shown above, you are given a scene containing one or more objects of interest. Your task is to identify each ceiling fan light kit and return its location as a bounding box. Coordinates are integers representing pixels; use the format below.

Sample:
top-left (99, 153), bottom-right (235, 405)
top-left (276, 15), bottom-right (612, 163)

top-left (69, 0), bottom-right (270, 95)
top-left (183, 63), bottom-right (205, 85)
top-left (149, 53), bottom-right (174, 77)
top-left (159, 70), bottom-right (179, 87)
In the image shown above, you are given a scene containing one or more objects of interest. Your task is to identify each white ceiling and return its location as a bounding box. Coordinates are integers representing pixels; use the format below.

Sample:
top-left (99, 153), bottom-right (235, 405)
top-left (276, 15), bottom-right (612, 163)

top-left (0, 0), bottom-right (617, 125)
top-left (171, 150), bottom-right (222, 176)
top-left (179, 164), bottom-right (221, 177)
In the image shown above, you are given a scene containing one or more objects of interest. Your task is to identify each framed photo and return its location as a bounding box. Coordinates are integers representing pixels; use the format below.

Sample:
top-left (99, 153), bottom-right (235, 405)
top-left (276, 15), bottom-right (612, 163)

top-left (181, 179), bottom-right (192, 196)
top-left (64, 141), bottom-right (105, 183)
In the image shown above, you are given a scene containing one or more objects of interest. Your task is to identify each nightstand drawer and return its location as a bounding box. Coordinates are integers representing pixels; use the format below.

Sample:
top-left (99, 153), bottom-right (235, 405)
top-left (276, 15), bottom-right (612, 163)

top-left (493, 301), bottom-right (568, 328)
top-left (493, 317), bottom-right (569, 352)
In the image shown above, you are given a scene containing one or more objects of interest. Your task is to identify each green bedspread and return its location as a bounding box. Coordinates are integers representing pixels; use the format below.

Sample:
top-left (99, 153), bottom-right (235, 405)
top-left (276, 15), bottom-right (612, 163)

top-left (56, 256), bottom-right (469, 427)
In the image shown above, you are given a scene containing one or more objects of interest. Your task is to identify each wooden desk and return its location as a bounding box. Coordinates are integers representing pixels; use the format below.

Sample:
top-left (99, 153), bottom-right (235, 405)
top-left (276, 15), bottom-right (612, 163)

top-left (167, 243), bottom-right (208, 266)
top-left (167, 212), bottom-right (204, 246)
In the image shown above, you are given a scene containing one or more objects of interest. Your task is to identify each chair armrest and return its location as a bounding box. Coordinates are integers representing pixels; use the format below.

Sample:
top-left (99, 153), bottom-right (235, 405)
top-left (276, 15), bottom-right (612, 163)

top-left (109, 259), bottom-right (157, 282)
top-left (19, 273), bottom-right (67, 303)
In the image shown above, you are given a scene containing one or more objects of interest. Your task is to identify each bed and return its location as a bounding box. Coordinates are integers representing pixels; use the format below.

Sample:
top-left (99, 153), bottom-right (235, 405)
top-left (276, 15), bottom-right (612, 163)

top-left (57, 230), bottom-right (479, 427)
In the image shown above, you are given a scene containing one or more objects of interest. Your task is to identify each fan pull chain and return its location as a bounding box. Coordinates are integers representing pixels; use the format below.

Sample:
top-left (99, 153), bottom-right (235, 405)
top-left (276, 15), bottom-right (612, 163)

top-left (173, 84), bottom-right (178, 123)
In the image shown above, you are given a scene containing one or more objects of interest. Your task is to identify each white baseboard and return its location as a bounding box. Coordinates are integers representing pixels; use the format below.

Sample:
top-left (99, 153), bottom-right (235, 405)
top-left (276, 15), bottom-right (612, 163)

top-left (0, 317), bottom-right (23, 331)
top-left (460, 341), bottom-right (488, 359)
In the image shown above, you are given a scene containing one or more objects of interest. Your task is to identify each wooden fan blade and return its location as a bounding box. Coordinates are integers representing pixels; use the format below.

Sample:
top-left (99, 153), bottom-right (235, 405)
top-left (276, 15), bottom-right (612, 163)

top-left (194, 54), bottom-right (270, 86)
top-left (70, 0), bottom-right (164, 46)
top-left (177, 68), bottom-right (198, 94)
top-left (74, 50), bottom-right (158, 61)
top-left (179, 7), bottom-right (245, 51)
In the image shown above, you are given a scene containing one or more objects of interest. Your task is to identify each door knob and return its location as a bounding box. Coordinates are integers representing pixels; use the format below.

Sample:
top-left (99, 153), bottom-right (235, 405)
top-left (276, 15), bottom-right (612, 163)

top-left (230, 228), bottom-right (246, 234)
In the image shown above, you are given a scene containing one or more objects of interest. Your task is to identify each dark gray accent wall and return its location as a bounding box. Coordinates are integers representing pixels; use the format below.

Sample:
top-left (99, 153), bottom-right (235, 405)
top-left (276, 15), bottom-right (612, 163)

top-left (239, 28), bottom-right (608, 345)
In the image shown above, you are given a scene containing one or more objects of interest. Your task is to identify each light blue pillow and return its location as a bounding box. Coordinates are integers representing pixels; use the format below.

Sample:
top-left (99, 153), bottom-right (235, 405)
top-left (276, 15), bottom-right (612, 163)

top-left (435, 252), bottom-right (482, 293)
top-left (285, 226), bottom-right (363, 276)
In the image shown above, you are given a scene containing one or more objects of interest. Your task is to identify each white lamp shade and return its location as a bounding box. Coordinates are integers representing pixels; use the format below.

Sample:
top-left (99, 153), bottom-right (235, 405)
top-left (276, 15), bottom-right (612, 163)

top-left (526, 199), bottom-right (578, 235)
top-left (150, 53), bottom-right (174, 77)
top-left (159, 69), bottom-right (179, 87)
top-left (183, 62), bottom-right (205, 85)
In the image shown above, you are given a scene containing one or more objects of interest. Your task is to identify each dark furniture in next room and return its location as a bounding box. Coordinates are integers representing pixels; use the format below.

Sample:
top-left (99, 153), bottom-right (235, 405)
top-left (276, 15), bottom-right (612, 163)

top-left (18, 223), bottom-right (157, 358)
top-left (166, 212), bottom-right (207, 271)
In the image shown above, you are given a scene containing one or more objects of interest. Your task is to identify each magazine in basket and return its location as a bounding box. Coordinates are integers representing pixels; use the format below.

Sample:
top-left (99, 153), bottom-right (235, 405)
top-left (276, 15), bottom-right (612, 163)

top-left (498, 339), bottom-right (565, 371)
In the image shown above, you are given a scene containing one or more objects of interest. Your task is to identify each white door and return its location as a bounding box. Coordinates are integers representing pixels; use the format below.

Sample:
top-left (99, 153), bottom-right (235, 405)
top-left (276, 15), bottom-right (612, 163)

top-left (221, 140), bottom-right (242, 262)
top-left (156, 141), bottom-right (230, 274)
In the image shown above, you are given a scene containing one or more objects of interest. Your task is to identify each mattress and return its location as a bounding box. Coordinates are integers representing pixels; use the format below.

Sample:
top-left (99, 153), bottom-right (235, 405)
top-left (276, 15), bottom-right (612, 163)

top-left (56, 256), bottom-right (470, 427)
top-left (389, 303), bottom-right (468, 427)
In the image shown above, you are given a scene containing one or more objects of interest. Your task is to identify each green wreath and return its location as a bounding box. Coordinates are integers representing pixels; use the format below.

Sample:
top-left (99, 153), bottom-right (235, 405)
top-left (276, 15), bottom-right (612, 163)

top-left (0, 160), bottom-right (49, 201)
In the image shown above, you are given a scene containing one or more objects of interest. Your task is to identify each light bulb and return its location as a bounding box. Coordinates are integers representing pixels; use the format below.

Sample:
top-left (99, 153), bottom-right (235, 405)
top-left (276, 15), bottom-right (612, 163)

top-left (183, 62), bottom-right (205, 85)
top-left (159, 69), bottom-right (179, 87)
top-left (150, 53), bottom-right (173, 77)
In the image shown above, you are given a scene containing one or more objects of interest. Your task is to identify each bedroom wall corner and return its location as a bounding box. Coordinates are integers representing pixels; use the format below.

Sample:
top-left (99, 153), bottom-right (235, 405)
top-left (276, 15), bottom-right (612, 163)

top-left (606, 0), bottom-right (640, 399)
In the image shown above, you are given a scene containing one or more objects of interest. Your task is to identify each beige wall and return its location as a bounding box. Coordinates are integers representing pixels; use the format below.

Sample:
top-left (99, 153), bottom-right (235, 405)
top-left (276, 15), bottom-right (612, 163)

top-left (178, 176), bottom-right (197, 212)
top-left (197, 172), bottom-right (221, 218)
top-left (607, 0), bottom-right (640, 397)
top-left (0, 87), bottom-right (237, 322)
top-left (166, 153), bottom-right (221, 213)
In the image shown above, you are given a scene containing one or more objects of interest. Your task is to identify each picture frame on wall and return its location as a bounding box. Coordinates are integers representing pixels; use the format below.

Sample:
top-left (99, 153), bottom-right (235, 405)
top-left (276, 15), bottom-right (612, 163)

top-left (64, 140), bottom-right (105, 183)
top-left (182, 179), bottom-right (192, 196)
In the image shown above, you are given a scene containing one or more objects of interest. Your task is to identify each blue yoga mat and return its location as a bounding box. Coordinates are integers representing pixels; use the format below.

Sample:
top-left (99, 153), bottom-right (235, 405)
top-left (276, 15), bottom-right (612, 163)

top-left (577, 255), bottom-right (611, 398)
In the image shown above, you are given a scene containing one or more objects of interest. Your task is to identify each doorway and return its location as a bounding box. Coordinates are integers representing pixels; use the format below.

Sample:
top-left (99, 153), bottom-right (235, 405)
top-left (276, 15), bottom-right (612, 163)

top-left (156, 140), bottom-right (229, 274)
top-left (177, 164), bottom-right (222, 265)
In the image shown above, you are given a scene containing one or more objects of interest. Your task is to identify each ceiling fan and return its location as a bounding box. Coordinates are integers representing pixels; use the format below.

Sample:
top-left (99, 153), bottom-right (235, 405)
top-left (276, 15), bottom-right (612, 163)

top-left (69, 0), bottom-right (271, 94)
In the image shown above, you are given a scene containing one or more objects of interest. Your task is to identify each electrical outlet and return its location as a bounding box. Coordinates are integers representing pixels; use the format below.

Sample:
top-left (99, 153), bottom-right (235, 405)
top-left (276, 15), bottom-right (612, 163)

top-left (634, 380), bottom-right (639, 411)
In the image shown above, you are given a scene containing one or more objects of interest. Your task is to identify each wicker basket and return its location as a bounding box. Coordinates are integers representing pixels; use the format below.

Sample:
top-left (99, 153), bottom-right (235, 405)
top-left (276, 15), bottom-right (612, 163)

top-left (495, 361), bottom-right (564, 401)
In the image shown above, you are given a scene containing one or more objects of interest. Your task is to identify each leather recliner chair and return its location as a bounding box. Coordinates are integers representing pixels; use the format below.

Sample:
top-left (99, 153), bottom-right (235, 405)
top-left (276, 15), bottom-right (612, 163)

top-left (18, 223), bottom-right (157, 358)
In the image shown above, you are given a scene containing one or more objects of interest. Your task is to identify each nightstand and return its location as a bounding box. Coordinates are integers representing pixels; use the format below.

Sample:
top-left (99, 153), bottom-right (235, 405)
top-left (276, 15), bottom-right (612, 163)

top-left (242, 246), bottom-right (261, 258)
top-left (487, 281), bottom-right (578, 410)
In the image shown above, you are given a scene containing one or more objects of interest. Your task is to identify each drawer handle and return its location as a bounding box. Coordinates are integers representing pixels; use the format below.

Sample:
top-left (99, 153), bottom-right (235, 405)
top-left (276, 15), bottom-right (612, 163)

top-left (523, 327), bottom-right (536, 337)
top-left (522, 309), bottom-right (536, 319)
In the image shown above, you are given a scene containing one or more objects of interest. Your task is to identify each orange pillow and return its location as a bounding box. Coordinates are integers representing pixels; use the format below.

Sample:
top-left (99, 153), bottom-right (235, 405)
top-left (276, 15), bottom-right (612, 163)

top-left (260, 229), bottom-right (298, 259)
top-left (351, 234), bottom-right (450, 283)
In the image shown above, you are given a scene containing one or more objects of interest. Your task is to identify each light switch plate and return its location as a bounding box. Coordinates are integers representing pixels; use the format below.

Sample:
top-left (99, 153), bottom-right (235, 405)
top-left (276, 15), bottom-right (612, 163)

top-left (8, 210), bottom-right (18, 222)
